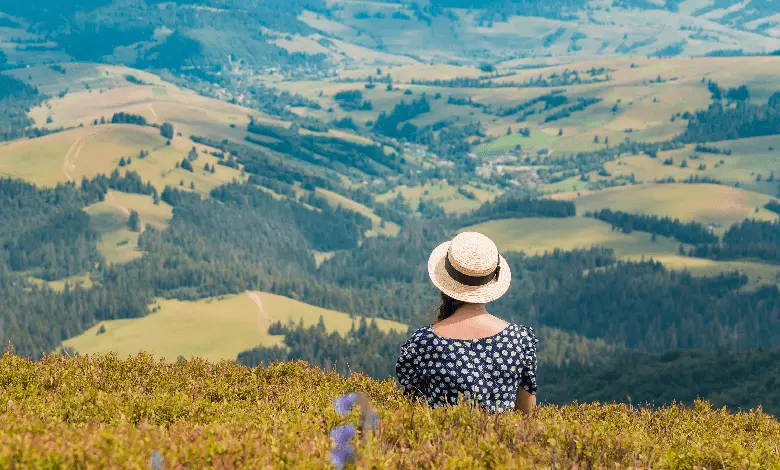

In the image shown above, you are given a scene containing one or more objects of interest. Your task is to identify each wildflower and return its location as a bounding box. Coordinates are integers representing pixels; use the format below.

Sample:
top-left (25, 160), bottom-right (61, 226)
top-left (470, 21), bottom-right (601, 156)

top-left (150, 450), bottom-right (164, 470)
top-left (333, 393), bottom-right (357, 416)
top-left (367, 412), bottom-right (379, 430)
top-left (329, 442), bottom-right (355, 470)
top-left (329, 424), bottom-right (356, 446)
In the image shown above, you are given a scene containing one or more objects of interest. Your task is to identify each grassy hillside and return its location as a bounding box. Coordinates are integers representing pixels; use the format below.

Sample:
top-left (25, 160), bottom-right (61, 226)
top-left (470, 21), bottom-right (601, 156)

top-left (555, 183), bottom-right (777, 232)
top-left (465, 216), bottom-right (684, 258)
top-left (1, 353), bottom-right (779, 468)
top-left (83, 191), bottom-right (173, 264)
top-left (62, 291), bottom-right (407, 362)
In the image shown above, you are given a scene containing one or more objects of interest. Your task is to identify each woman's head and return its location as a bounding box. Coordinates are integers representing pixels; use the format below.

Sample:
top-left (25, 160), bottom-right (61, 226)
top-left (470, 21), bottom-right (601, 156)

top-left (427, 232), bottom-right (511, 305)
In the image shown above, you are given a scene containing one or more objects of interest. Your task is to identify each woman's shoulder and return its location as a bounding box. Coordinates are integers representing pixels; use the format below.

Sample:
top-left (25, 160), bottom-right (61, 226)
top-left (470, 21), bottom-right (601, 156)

top-left (507, 323), bottom-right (539, 345)
top-left (405, 325), bottom-right (436, 344)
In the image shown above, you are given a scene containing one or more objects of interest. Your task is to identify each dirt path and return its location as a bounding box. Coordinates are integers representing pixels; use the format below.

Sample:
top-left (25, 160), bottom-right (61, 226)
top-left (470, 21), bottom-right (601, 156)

top-left (147, 104), bottom-right (159, 120)
top-left (62, 128), bottom-right (107, 182)
top-left (248, 291), bottom-right (272, 330)
top-left (106, 192), bottom-right (131, 216)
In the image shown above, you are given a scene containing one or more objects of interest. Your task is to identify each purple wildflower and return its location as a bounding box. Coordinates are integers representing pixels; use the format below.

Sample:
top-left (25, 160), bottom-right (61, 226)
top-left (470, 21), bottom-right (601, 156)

top-left (329, 443), bottom-right (355, 469)
top-left (367, 412), bottom-right (379, 430)
top-left (333, 393), bottom-right (357, 416)
top-left (329, 424), bottom-right (356, 446)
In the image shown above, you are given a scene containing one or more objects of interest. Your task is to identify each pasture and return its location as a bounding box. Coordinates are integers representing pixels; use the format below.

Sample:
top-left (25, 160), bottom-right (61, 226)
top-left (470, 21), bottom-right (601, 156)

top-left (560, 183), bottom-right (777, 232)
top-left (61, 291), bottom-right (407, 362)
top-left (465, 217), bottom-right (684, 259)
top-left (376, 180), bottom-right (500, 214)
top-left (84, 191), bottom-right (173, 264)
top-left (0, 124), bottom-right (247, 196)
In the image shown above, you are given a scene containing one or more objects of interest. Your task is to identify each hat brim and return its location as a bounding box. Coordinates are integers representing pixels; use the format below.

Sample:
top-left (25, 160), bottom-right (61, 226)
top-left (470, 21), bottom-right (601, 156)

top-left (427, 241), bottom-right (511, 304)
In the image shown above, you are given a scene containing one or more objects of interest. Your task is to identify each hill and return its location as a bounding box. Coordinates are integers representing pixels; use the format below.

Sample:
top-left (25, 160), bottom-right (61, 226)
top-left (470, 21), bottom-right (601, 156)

top-left (62, 291), bottom-right (407, 362)
top-left (1, 353), bottom-right (778, 468)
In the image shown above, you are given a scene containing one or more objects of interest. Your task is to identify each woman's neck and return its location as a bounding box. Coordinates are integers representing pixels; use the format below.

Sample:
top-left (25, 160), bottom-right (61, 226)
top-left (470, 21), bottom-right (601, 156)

top-left (453, 303), bottom-right (488, 318)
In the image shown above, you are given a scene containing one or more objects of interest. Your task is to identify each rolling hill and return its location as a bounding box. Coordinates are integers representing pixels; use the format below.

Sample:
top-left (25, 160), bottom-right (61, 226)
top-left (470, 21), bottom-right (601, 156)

top-left (62, 291), bottom-right (407, 362)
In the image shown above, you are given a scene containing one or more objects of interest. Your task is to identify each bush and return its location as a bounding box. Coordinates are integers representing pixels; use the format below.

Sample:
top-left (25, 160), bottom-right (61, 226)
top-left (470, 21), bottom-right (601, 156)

top-left (0, 354), bottom-right (778, 468)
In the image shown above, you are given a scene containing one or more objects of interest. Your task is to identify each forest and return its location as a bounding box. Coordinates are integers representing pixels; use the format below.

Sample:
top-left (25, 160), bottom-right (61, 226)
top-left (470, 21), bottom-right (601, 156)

top-left (587, 208), bottom-right (719, 245)
top-left (680, 88), bottom-right (780, 142)
top-left (0, 74), bottom-right (47, 142)
top-left (543, 347), bottom-right (780, 415)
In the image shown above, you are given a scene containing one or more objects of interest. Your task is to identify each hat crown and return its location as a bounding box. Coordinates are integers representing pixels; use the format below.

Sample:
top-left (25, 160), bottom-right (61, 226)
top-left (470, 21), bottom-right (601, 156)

top-left (448, 232), bottom-right (499, 277)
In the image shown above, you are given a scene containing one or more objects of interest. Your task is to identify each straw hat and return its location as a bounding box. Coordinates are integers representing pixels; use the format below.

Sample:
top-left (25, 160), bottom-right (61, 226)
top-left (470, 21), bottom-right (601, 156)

top-left (427, 231), bottom-right (511, 304)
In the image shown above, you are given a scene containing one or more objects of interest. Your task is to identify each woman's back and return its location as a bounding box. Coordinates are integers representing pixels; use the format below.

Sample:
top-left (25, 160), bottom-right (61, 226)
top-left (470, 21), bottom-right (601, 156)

top-left (395, 231), bottom-right (538, 413)
top-left (396, 310), bottom-right (537, 413)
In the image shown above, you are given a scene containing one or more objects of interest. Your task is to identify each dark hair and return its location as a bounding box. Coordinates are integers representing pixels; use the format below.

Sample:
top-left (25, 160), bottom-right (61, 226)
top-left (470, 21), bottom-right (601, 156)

top-left (438, 291), bottom-right (468, 321)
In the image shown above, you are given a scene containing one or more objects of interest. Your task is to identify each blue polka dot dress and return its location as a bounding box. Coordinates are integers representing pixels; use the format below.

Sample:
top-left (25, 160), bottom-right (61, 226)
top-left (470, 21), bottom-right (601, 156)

top-left (395, 323), bottom-right (538, 413)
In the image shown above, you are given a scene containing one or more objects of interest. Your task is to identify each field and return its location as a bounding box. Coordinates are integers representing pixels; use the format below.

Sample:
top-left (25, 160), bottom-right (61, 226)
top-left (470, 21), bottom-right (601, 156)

top-left (466, 217), bottom-right (684, 259)
top-left (604, 137), bottom-right (780, 196)
top-left (376, 181), bottom-right (501, 214)
top-left (466, 217), bottom-right (780, 285)
top-left (1, 354), bottom-right (779, 468)
top-left (25, 273), bottom-right (94, 292)
top-left (83, 191), bottom-right (173, 264)
top-left (0, 124), bottom-right (247, 196)
top-left (555, 183), bottom-right (777, 232)
top-left (62, 291), bottom-right (407, 362)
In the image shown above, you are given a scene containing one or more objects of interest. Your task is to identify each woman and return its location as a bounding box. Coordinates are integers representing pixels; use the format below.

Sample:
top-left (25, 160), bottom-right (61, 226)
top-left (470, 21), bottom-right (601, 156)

top-left (395, 231), bottom-right (537, 414)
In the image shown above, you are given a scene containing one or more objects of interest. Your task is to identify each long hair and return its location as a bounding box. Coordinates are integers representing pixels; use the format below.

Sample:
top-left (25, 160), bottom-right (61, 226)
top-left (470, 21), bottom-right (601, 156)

top-left (437, 291), bottom-right (468, 321)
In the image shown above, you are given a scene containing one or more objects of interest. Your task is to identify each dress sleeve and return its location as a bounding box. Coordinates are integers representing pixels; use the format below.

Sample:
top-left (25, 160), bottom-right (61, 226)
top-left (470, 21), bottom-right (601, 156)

top-left (395, 336), bottom-right (425, 399)
top-left (518, 326), bottom-right (538, 394)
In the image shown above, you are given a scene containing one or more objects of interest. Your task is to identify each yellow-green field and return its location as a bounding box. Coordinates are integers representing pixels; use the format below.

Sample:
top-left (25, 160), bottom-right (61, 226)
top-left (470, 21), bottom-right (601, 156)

top-left (376, 181), bottom-right (501, 214)
top-left (557, 183), bottom-right (777, 232)
top-left (465, 217), bottom-right (684, 259)
top-left (26, 273), bottom-right (94, 292)
top-left (0, 124), bottom-right (247, 196)
top-left (84, 191), bottom-right (173, 264)
top-left (466, 217), bottom-right (780, 286)
top-left (603, 138), bottom-right (780, 196)
top-left (61, 291), bottom-right (407, 362)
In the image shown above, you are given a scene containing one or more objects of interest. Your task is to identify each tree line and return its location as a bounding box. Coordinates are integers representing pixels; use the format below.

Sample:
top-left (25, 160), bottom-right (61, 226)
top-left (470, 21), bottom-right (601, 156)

top-left (587, 208), bottom-right (718, 245)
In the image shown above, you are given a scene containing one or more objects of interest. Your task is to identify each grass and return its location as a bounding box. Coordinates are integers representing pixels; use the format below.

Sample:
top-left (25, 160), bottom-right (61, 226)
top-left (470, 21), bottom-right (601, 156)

top-left (0, 124), bottom-right (247, 196)
top-left (604, 139), bottom-right (780, 196)
top-left (83, 191), bottom-right (173, 264)
top-left (466, 216), bottom-right (780, 286)
top-left (25, 273), bottom-right (94, 292)
top-left (376, 181), bottom-right (500, 214)
top-left (561, 183), bottom-right (777, 233)
top-left (62, 291), bottom-right (407, 362)
top-left (465, 217), bottom-right (684, 259)
top-left (1, 353), bottom-right (779, 468)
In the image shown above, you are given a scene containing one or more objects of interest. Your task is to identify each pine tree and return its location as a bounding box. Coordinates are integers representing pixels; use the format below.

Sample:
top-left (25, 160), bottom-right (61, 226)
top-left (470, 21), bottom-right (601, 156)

top-left (119, 157), bottom-right (126, 167)
top-left (128, 211), bottom-right (141, 232)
